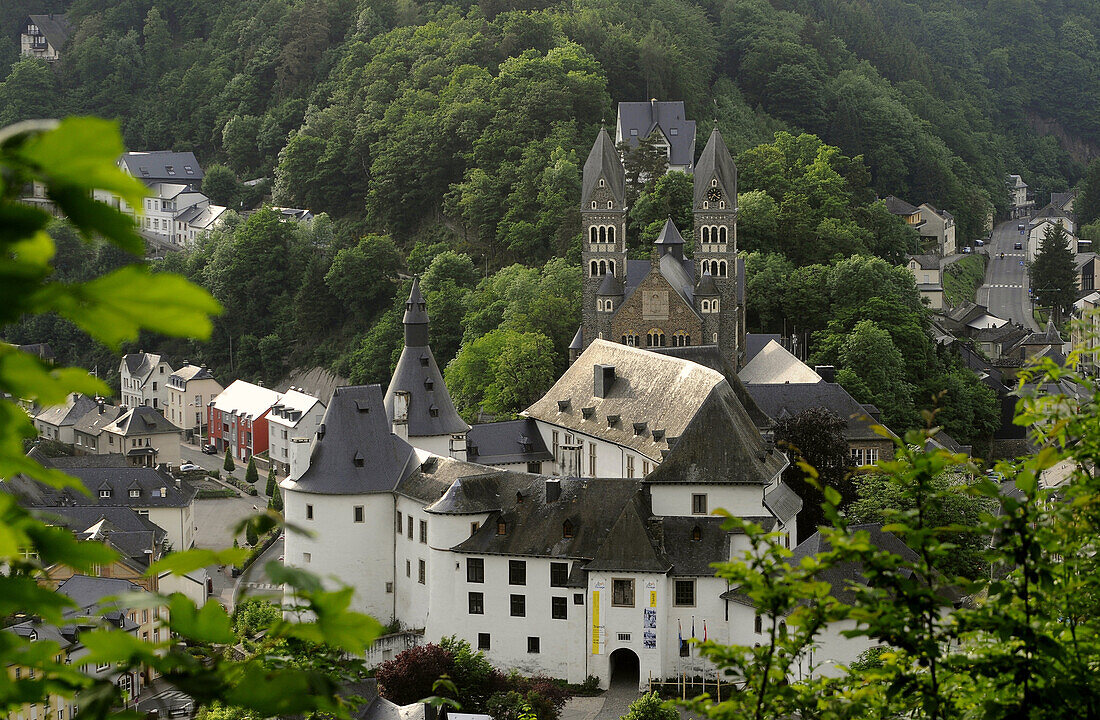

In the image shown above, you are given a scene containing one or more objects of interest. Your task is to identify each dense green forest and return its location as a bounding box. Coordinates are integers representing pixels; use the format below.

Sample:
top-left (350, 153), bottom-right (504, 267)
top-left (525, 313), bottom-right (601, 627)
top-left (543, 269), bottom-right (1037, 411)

top-left (2, 0), bottom-right (1092, 444)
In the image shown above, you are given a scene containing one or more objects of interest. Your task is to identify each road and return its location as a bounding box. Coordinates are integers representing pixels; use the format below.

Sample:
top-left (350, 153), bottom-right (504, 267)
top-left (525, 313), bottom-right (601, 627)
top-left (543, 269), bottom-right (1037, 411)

top-left (977, 219), bottom-right (1039, 331)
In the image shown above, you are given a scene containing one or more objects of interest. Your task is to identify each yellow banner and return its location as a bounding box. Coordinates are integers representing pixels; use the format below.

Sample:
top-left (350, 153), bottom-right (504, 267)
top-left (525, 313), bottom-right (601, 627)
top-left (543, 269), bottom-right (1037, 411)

top-left (591, 591), bottom-right (600, 654)
top-left (650, 591), bottom-right (657, 608)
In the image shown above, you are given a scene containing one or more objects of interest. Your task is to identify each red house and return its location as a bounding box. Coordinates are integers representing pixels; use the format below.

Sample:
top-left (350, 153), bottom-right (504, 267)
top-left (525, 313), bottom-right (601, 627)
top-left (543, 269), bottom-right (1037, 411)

top-left (207, 380), bottom-right (281, 460)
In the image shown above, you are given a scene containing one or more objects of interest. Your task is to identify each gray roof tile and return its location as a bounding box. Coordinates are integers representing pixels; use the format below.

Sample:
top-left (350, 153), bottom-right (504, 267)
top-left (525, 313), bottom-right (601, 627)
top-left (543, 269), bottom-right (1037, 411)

top-left (581, 128), bottom-right (625, 207)
top-left (616, 101), bottom-right (696, 169)
top-left (694, 128), bottom-right (737, 207)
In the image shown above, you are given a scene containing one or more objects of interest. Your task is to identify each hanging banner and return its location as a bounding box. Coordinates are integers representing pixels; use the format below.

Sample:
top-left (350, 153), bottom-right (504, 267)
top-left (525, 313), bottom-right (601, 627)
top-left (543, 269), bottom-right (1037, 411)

top-left (643, 580), bottom-right (658, 649)
top-left (591, 590), bottom-right (601, 654)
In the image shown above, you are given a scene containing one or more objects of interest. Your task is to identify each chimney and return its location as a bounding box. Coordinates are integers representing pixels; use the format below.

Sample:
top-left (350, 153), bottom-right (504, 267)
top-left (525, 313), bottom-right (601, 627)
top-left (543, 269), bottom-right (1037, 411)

top-left (593, 364), bottom-right (616, 398)
top-left (449, 433), bottom-right (467, 462)
top-left (559, 442), bottom-right (582, 477)
top-left (317, 423), bottom-right (326, 440)
top-left (392, 391), bottom-right (410, 439)
top-left (289, 436), bottom-right (313, 481)
top-left (545, 479), bottom-right (561, 503)
top-left (815, 365), bottom-right (836, 383)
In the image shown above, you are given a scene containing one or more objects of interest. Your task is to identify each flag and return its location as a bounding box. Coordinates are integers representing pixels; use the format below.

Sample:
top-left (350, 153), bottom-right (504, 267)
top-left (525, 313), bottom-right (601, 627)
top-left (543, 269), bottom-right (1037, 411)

top-left (678, 619), bottom-right (683, 646)
top-left (703, 620), bottom-right (708, 642)
top-left (692, 616), bottom-right (696, 639)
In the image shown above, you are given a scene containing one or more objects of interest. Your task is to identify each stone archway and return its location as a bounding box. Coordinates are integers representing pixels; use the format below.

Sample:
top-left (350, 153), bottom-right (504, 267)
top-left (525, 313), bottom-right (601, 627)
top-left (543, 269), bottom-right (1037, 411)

top-left (608, 647), bottom-right (640, 687)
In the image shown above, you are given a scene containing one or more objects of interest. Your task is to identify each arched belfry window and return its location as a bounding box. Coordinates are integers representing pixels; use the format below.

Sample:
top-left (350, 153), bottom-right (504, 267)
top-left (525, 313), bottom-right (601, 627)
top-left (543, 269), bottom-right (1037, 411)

top-left (608, 226), bottom-right (615, 243)
top-left (590, 226), bottom-right (598, 243)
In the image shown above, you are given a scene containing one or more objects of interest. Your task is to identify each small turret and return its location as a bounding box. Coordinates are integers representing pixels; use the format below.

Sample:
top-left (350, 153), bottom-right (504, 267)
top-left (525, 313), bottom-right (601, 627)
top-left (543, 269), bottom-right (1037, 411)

top-left (403, 277), bottom-right (429, 347)
top-left (654, 217), bottom-right (685, 260)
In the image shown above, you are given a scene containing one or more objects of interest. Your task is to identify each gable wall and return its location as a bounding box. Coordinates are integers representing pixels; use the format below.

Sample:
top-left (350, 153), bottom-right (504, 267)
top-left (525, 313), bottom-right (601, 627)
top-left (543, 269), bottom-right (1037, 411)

top-left (611, 269), bottom-right (702, 347)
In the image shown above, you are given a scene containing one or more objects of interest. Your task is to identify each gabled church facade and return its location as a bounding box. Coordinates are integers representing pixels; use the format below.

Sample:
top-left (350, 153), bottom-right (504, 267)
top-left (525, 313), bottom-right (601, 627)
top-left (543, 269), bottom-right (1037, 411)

top-left (576, 124), bottom-right (745, 368)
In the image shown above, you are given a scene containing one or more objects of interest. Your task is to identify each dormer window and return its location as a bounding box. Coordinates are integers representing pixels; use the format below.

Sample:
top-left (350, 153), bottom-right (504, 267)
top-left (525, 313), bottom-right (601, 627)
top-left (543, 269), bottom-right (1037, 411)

top-left (429, 405), bottom-right (439, 417)
top-left (129, 489), bottom-right (140, 498)
top-left (99, 489), bottom-right (111, 498)
top-left (692, 526), bottom-right (702, 541)
top-left (354, 452), bottom-right (365, 468)
top-left (419, 354), bottom-right (429, 367)
top-left (424, 377), bottom-right (434, 390)
top-left (497, 521), bottom-right (507, 535)
top-left (563, 520), bottom-right (574, 539)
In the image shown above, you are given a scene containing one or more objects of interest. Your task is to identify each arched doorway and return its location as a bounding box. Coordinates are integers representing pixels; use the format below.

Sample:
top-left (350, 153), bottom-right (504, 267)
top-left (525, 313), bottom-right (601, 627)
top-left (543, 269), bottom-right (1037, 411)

top-left (608, 647), bottom-right (640, 687)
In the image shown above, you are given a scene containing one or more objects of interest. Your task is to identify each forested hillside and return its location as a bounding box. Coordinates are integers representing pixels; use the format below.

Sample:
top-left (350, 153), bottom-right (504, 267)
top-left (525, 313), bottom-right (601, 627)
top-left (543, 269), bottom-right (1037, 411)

top-left (2, 0), bottom-right (1092, 445)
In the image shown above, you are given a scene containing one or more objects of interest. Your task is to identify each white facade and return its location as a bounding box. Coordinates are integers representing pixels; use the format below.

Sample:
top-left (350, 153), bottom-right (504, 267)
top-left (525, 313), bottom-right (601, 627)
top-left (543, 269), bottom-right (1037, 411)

top-left (1027, 218), bottom-right (1075, 263)
top-left (165, 366), bottom-right (223, 443)
top-left (119, 353), bottom-right (174, 411)
top-left (529, 422), bottom-right (657, 480)
top-left (267, 389), bottom-right (325, 476)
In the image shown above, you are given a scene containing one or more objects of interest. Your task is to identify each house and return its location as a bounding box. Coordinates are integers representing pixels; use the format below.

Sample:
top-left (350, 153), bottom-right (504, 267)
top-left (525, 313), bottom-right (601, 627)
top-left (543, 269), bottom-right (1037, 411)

top-left (173, 202), bottom-right (228, 246)
top-left (970, 322), bottom-right (1028, 361)
top-left (17, 343), bottom-right (55, 364)
top-left (165, 364), bottom-right (223, 445)
top-left (615, 101), bottom-right (697, 174)
top-left (383, 278), bottom-right (470, 458)
top-left (1006, 320), bottom-right (1067, 364)
top-left (267, 388), bottom-right (326, 477)
top-left (905, 255), bottom-right (945, 310)
top-left (917, 204), bottom-right (957, 255)
top-left (5, 575), bottom-right (159, 720)
top-left (33, 393), bottom-right (99, 444)
top-left (2, 459), bottom-right (198, 551)
top-left (72, 400), bottom-right (126, 454)
top-left (1027, 210), bottom-right (1075, 263)
top-left (20, 14), bottom-right (72, 61)
top-left (1051, 190), bottom-right (1077, 214)
top-left (743, 382), bottom-right (898, 466)
top-left (738, 340), bottom-right (824, 385)
top-left (37, 505), bottom-right (168, 590)
top-left (119, 352), bottom-right (174, 411)
top-left (208, 380), bottom-right (282, 461)
top-left (1008, 174), bottom-right (1033, 219)
top-left (1076, 253), bottom-right (1096, 294)
top-left (271, 207), bottom-right (315, 223)
top-left (99, 405), bottom-right (183, 467)
top-left (884, 196), bottom-right (924, 229)
top-left (575, 127), bottom-right (744, 368)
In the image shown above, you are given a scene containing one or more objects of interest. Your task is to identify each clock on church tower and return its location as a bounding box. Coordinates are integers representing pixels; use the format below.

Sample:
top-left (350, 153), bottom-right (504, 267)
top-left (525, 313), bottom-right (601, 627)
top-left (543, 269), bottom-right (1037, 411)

top-left (705, 186), bottom-right (723, 203)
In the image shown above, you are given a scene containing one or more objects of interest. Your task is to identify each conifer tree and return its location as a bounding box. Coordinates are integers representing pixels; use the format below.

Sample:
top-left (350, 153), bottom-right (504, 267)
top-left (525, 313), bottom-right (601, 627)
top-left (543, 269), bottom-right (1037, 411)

top-left (224, 448), bottom-right (235, 472)
top-left (266, 467), bottom-right (277, 497)
top-left (245, 457), bottom-right (258, 484)
top-left (1030, 221), bottom-right (1078, 320)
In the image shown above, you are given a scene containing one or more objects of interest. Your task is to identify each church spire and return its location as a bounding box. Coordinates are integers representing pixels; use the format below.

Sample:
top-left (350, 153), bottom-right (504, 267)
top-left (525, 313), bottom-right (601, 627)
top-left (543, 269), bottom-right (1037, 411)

top-left (581, 127), bottom-right (626, 208)
top-left (403, 277), bottom-right (429, 347)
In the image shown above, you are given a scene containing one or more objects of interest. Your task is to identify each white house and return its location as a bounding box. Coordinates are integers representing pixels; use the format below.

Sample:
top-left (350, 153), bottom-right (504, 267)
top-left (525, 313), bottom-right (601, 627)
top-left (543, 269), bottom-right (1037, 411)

top-left (1008, 174), bottom-right (1033, 219)
top-left (615, 101), bottom-right (697, 174)
top-left (33, 393), bottom-right (99, 444)
top-left (20, 15), bottom-right (72, 61)
top-left (1027, 208), bottom-right (1075, 263)
top-left (120, 351), bottom-right (174, 411)
top-left (917, 204), bottom-right (956, 256)
top-left (267, 388), bottom-right (326, 477)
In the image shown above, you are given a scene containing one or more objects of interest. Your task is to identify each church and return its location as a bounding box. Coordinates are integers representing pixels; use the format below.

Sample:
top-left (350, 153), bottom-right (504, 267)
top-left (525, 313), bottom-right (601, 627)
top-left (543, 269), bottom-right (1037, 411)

top-left (575, 117), bottom-right (745, 368)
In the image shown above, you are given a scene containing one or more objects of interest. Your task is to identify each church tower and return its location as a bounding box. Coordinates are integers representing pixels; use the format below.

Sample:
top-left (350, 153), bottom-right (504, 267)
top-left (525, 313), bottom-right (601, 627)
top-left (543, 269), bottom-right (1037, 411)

top-left (693, 127), bottom-right (740, 365)
top-left (580, 128), bottom-right (627, 349)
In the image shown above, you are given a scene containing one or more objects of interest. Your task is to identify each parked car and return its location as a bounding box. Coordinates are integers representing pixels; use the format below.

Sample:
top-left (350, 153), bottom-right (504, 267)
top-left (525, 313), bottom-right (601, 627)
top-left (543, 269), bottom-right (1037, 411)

top-left (179, 462), bottom-right (199, 472)
top-left (201, 444), bottom-right (218, 455)
top-left (1018, 223), bottom-right (1025, 231)
top-left (963, 246), bottom-right (972, 254)
top-left (1015, 241), bottom-right (1023, 250)
top-left (975, 238), bottom-right (985, 246)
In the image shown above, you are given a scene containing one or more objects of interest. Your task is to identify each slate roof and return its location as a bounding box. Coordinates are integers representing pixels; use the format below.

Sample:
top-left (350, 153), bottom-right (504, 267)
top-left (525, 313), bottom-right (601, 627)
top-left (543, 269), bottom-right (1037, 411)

top-left (569, 326), bottom-right (583, 351)
top-left (884, 196), bottom-right (920, 216)
top-left (581, 128), bottom-right (626, 207)
top-left (121, 352), bottom-right (166, 385)
top-left (597, 272), bottom-right (624, 296)
top-left (26, 14), bottom-right (73, 50)
top-left (745, 382), bottom-right (896, 442)
top-left (1051, 190), bottom-right (1076, 211)
top-left (2, 463), bottom-right (197, 509)
top-left (167, 364), bottom-right (217, 388)
top-left (36, 393), bottom-right (98, 428)
top-left (34, 451), bottom-right (129, 468)
top-left (57, 575), bottom-right (145, 613)
top-left (524, 340), bottom-right (726, 463)
top-left (694, 128), bottom-right (737, 207)
top-left (658, 252), bottom-right (699, 312)
top-left (1017, 319), bottom-right (1064, 346)
top-left (645, 382), bottom-right (788, 485)
top-left (1030, 203), bottom-right (1073, 224)
top-left (651, 345), bottom-right (772, 430)
top-left (17, 343), bottom-right (54, 361)
top-left (616, 101), bottom-right (696, 169)
top-left (268, 388), bottom-right (323, 429)
top-left (654, 218), bottom-right (685, 246)
top-left (907, 254), bottom-right (940, 270)
top-left (359, 697), bottom-right (429, 720)
top-left (286, 385), bottom-right (419, 496)
top-left (37, 505), bottom-right (167, 543)
top-left (1075, 252), bottom-right (1096, 270)
top-left (585, 496), bottom-right (669, 573)
top-left (119, 152), bottom-right (204, 184)
top-left (657, 516), bottom-right (729, 575)
top-left (73, 404), bottom-right (126, 437)
top-left (188, 205), bottom-right (227, 230)
top-left (763, 481), bottom-right (803, 523)
top-left (738, 340), bottom-right (823, 385)
top-left (466, 418), bottom-right (553, 466)
top-left (694, 269), bottom-right (718, 296)
top-left (105, 405), bottom-right (181, 436)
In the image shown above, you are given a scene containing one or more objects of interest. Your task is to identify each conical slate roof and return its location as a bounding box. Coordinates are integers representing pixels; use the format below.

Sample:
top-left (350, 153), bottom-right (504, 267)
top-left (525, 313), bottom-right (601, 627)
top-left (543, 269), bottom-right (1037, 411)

top-left (597, 273), bottom-right (624, 296)
top-left (581, 128), bottom-right (626, 207)
top-left (694, 268), bottom-right (718, 296)
top-left (694, 127), bottom-right (737, 208)
top-left (654, 218), bottom-right (685, 245)
top-left (403, 277), bottom-right (429, 326)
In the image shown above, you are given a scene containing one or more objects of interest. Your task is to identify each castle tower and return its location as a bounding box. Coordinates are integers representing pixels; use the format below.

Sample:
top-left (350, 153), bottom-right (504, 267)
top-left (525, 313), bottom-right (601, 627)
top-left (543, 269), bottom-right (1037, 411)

top-left (693, 127), bottom-right (740, 364)
top-left (581, 128), bottom-right (627, 349)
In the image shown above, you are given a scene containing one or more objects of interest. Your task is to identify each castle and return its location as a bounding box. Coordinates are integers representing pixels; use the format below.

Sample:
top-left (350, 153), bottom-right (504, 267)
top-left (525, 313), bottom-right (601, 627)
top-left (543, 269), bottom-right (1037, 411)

top-left (575, 121), bottom-right (745, 368)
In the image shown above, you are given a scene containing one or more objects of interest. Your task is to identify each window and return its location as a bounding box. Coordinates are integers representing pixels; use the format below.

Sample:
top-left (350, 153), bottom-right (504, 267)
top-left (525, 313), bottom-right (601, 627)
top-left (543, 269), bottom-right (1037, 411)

top-left (527, 461), bottom-right (542, 473)
top-left (129, 489), bottom-right (140, 498)
top-left (562, 520), bottom-right (574, 539)
top-left (419, 520), bottom-right (428, 543)
top-left (575, 593), bottom-right (585, 604)
top-left (754, 614), bottom-right (763, 634)
top-left (550, 562), bottom-right (569, 587)
top-left (672, 331), bottom-right (690, 347)
top-left (468, 592), bottom-right (484, 614)
top-left (646, 328), bottom-right (666, 347)
top-left (303, 552), bottom-right (311, 563)
top-left (509, 560), bottom-right (526, 585)
top-left (408, 522), bottom-right (413, 539)
top-left (643, 461), bottom-right (650, 475)
top-left (626, 455), bottom-right (634, 478)
top-left (99, 489), bottom-right (111, 498)
top-left (527, 636), bottom-right (540, 653)
top-left (552, 596), bottom-right (567, 619)
top-left (612, 578), bottom-right (635, 607)
top-left (692, 494), bottom-right (708, 514)
top-left (406, 560), bottom-right (411, 577)
top-left (354, 506), bottom-right (364, 523)
top-left (617, 633), bottom-right (631, 642)
top-left (467, 558), bottom-right (484, 583)
top-left (497, 521), bottom-right (507, 535)
top-left (396, 511), bottom-right (403, 533)
top-left (418, 559), bottom-right (426, 584)
top-left (478, 633), bottom-right (490, 650)
top-left (306, 504), bottom-right (313, 520)
top-left (386, 582), bottom-right (394, 593)
top-left (552, 431), bottom-right (559, 462)
top-left (470, 521), bottom-right (480, 535)
top-left (510, 594), bottom-right (526, 616)
top-left (589, 442), bottom-right (597, 477)
top-left (675, 579), bottom-right (696, 607)
top-left (851, 447), bottom-right (880, 466)
top-left (692, 525), bottom-right (702, 541)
